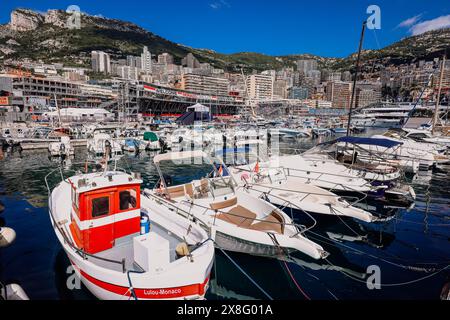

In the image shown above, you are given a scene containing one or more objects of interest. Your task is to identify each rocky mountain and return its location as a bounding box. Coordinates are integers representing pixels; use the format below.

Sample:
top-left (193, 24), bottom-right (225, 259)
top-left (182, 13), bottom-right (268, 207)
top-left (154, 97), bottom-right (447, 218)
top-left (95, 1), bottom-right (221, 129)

top-left (0, 8), bottom-right (449, 72)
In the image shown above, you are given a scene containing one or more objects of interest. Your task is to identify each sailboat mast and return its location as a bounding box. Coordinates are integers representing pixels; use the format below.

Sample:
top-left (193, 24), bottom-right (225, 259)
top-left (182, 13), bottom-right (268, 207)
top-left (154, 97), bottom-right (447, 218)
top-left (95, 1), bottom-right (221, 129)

top-left (54, 93), bottom-right (61, 127)
top-left (346, 21), bottom-right (367, 136)
top-left (432, 55), bottom-right (446, 135)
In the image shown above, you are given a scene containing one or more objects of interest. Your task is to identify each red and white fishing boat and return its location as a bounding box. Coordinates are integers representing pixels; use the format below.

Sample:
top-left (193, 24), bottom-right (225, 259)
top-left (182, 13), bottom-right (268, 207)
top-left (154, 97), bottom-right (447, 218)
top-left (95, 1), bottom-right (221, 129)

top-left (46, 164), bottom-right (214, 300)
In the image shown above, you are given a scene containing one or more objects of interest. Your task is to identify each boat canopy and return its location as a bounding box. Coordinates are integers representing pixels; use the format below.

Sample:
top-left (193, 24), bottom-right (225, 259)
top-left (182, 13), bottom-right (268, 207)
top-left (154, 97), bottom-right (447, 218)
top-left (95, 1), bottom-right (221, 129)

top-left (143, 132), bottom-right (158, 142)
top-left (334, 136), bottom-right (403, 148)
top-left (153, 150), bottom-right (207, 164)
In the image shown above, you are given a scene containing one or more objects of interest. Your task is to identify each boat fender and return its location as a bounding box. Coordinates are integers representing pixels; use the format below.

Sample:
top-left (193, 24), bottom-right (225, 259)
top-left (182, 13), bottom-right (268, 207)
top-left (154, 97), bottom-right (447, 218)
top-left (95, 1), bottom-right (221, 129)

top-left (175, 242), bottom-right (190, 258)
top-left (0, 227), bottom-right (16, 248)
top-left (0, 283), bottom-right (29, 300)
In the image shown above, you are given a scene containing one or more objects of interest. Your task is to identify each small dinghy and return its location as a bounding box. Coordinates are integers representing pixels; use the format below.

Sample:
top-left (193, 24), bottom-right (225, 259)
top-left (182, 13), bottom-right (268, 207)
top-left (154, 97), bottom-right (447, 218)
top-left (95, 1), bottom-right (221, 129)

top-left (145, 151), bottom-right (328, 260)
top-left (46, 163), bottom-right (214, 300)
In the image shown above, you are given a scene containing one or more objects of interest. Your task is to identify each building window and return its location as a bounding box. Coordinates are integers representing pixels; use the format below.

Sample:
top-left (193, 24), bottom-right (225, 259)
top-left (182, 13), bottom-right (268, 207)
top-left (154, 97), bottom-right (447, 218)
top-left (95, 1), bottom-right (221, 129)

top-left (119, 189), bottom-right (137, 211)
top-left (92, 197), bottom-right (109, 218)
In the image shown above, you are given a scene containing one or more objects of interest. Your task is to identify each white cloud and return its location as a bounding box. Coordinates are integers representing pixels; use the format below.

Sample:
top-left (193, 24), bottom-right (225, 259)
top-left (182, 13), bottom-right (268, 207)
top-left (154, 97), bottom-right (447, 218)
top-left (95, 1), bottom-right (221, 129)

top-left (209, 0), bottom-right (230, 10)
top-left (410, 14), bottom-right (450, 35)
top-left (397, 14), bottom-right (423, 28)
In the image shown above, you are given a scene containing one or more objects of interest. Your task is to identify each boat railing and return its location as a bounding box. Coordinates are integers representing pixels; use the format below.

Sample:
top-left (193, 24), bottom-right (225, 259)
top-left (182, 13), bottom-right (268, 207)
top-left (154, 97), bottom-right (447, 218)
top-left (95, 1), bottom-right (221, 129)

top-left (142, 189), bottom-right (211, 234)
top-left (282, 167), bottom-right (369, 206)
top-left (172, 185), bottom-right (316, 239)
top-left (45, 165), bottom-right (128, 273)
top-left (251, 189), bottom-right (318, 238)
top-left (234, 166), bottom-right (366, 207)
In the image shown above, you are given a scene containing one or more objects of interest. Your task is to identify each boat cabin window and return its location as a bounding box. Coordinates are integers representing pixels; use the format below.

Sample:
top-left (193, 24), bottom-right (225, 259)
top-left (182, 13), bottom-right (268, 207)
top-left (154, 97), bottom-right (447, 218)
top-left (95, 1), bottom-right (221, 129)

top-left (92, 197), bottom-right (110, 218)
top-left (119, 189), bottom-right (137, 210)
top-left (71, 186), bottom-right (79, 210)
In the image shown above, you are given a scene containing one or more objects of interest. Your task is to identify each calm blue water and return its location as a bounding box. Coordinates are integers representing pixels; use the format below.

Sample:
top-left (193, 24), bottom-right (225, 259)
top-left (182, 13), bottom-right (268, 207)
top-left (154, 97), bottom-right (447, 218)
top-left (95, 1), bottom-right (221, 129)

top-left (0, 137), bottom-right (449, 300)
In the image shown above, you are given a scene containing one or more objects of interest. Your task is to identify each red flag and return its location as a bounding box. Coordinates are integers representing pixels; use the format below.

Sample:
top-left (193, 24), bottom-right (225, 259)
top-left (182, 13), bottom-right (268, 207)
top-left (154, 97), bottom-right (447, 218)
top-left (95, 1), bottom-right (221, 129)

top-left (253, 161), bottom-right (260, 173)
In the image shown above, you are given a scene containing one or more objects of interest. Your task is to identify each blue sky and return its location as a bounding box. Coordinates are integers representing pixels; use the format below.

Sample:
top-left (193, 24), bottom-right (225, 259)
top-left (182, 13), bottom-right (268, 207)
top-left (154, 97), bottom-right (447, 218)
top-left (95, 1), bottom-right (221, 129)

top-left (1, 0), bottom-right (449, 57)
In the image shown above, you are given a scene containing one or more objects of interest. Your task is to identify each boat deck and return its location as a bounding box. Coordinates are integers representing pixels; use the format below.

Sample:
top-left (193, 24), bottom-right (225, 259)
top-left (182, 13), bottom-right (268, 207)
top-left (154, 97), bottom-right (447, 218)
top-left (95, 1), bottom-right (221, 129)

top-left (93, 221), bottom-right (183, 273)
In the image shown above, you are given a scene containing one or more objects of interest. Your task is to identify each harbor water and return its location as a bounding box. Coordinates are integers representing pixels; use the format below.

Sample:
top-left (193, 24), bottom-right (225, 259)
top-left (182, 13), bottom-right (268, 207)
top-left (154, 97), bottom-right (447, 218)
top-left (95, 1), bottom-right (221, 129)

top-left (0, 135), bottom-right (449, 300)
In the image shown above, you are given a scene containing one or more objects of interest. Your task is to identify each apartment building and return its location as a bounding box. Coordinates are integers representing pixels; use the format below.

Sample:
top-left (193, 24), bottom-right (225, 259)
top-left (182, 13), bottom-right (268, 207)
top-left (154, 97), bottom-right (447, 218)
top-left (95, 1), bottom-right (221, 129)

top-left (181, 73), bottom-right (229, 96)
top-left (246, 74), bottom-right (274, 100)
top-left (326, 81), bottom-right (352, 109)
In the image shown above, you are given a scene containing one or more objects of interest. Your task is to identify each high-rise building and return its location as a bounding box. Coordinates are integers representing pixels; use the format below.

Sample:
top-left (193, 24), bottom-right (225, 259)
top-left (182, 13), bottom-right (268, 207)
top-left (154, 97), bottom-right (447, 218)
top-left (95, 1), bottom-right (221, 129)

top-left (326, 72), bottom-right (342, 82)
top-left (182, 53), bottom-right (200, 69)
top-left (273, 79), bottom-right (289, 99)
top-left (326, 81), bottom-right (352, 109)
top-left (341, 71), bottom-right (352, 82)
top-left (91, 51), bottom-right (111, 74)
top-left (116, 66), bottom-right (139, 81)
top-left (434, 60), bottom-right (450, 90)
top-left (288, 86), bottom-right (309, 100)
top-left (126, 55), bottom-right (142, 69)
top-left (246, 74), bottom-right (274, 100)
top-left (141, 46), bottom-right (152, 74)
top-left (355, 88), bottom-right (381, 108)
top-left (157, 53), bottom-right (174, 65)
top-left (296, 59), bottom-right (318, 75)
top-left (181, 73), bottom-right (229, 96)
top-left (355, 82), bottom-right (382, 108)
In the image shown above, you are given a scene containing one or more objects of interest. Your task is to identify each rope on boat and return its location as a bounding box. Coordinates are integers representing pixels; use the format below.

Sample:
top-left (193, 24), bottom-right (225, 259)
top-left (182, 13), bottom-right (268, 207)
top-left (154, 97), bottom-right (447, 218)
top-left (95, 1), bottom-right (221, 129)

top-left (325, 258), bottom-right (450, 287)
top-left (126, 270), bottom-right (144, 300)
top-left (266, 233), bottom-right (313, 300)
top-left (306, 230), bottom-right (450, 273)
top-left (217, 247), bottom-right (273, 300)
top-left (328, 205), bottom-right (365, 238)
top-left (282, 260), bottom-right (311, 300)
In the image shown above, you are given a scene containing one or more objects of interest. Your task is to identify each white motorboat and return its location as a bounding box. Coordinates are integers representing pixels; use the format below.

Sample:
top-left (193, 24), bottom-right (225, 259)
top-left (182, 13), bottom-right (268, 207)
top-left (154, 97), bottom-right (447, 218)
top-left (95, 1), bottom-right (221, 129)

top-left (145, 151), bottom-right (328, 260)
top-left (48, 136), bottom-right (74, 157)
top-left (373, 132), bottom-right (449, 166)
top-left (87, 133), bottom-right (122, 156)
top-left (215, 149), bottom-right (375, 223)
top-left (46, 164), bottom-right (214, 300)
top-left (229, 161), bottom-right (376, 223)
top-left (273, 154), bottom-right (376, 194)
top-left (304, 138), bottom-right (416, 202)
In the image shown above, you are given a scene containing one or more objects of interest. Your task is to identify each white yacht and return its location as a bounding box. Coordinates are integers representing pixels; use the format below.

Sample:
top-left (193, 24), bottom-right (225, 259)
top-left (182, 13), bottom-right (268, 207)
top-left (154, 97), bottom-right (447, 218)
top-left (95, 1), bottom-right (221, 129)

top-left (144, 151), bottom-right (328, 259)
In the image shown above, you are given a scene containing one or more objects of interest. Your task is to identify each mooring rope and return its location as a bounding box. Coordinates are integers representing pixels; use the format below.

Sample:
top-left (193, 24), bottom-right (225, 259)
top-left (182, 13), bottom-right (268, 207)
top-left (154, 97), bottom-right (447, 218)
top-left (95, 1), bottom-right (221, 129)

top-left (217, 247), bottom-right (273, 300)
top-left (306, 230), bottom-right (450, 273)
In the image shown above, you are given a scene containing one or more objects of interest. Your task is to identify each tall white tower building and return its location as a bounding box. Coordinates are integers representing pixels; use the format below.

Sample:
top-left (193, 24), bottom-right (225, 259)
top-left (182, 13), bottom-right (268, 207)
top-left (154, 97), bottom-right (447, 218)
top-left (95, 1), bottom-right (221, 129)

top-left (141, 46), bottom-right (152, 74)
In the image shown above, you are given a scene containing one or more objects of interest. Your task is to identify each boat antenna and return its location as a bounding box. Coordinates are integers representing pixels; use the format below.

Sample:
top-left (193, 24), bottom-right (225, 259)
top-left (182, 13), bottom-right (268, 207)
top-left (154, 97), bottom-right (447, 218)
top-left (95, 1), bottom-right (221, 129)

top-left (432, 54), bottom-right (446, 135)
top-left (346, 21), bottom-right (366, 136)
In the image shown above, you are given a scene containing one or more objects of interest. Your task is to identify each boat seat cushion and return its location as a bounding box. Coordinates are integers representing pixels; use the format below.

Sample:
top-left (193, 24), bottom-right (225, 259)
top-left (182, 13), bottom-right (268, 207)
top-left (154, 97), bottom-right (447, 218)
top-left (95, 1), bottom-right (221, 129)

top-left (210, 197), bottom-right (238, 210)
top-left (185, 183), bottom-right (194, 198)
top-left (217, 205), bottom-right (256, 228)
top-left (248, 212), bottom-right (283, 234)
top-left (167, 185), bottom-right (185, 199)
